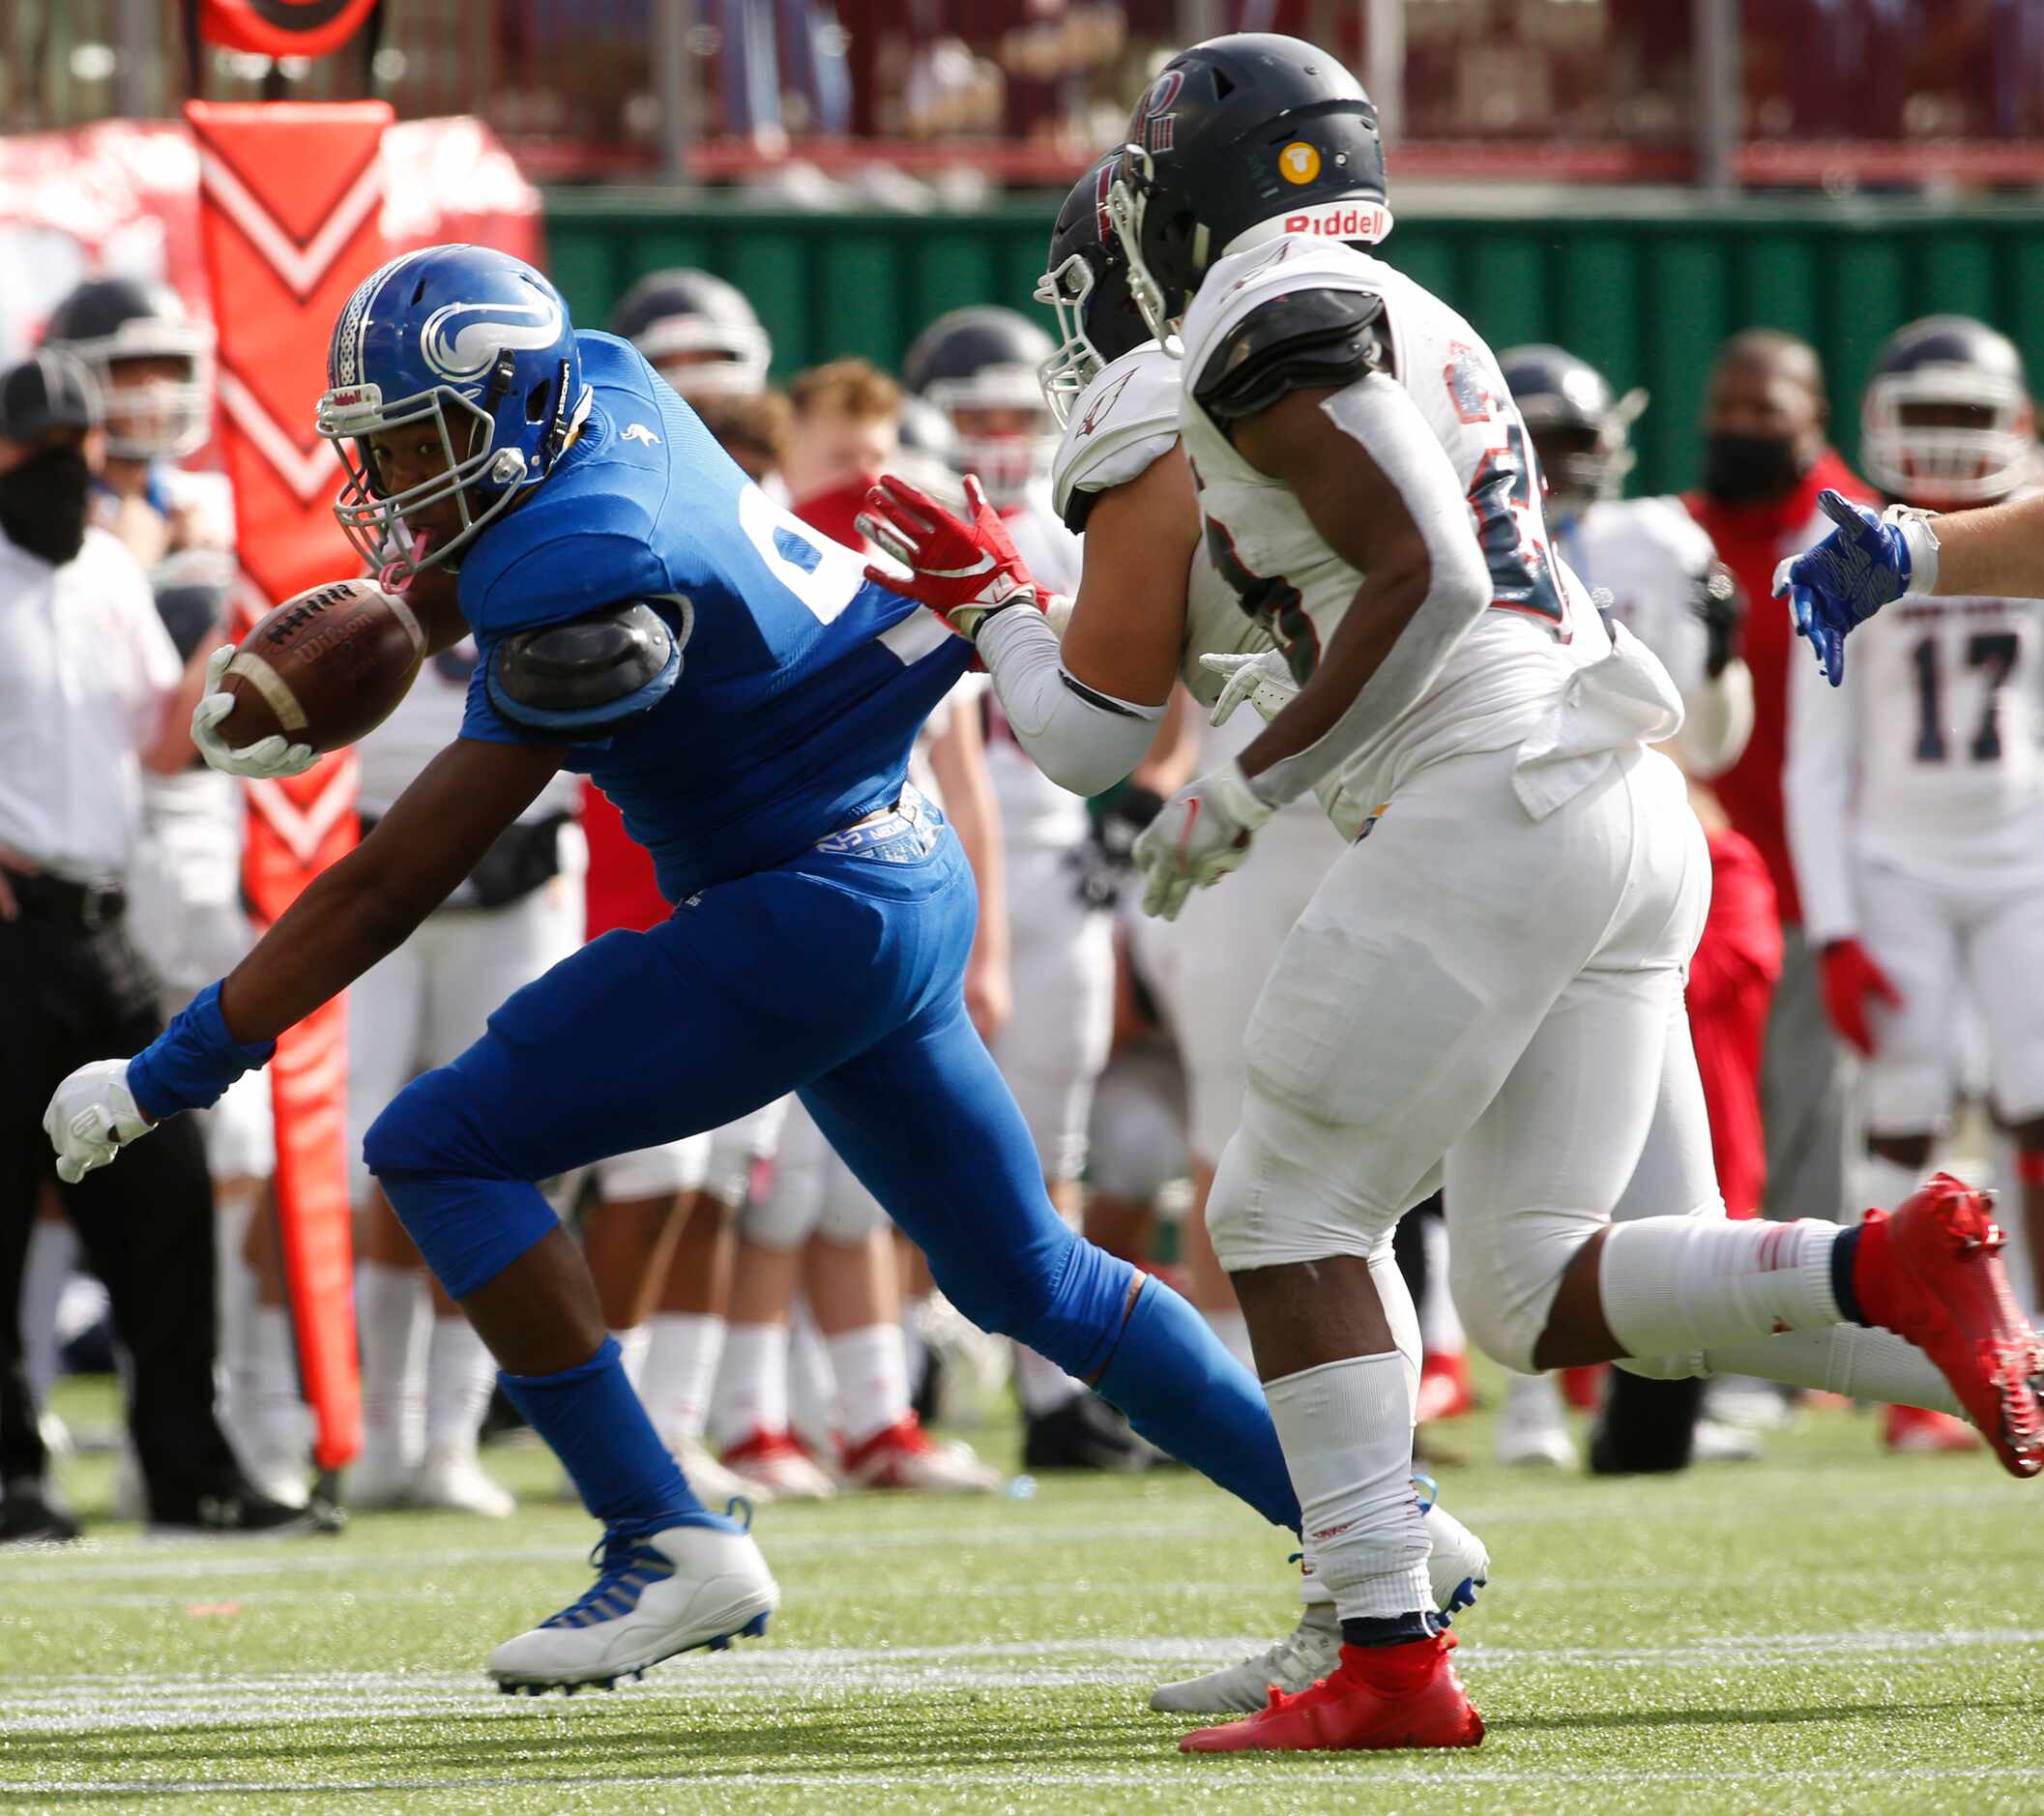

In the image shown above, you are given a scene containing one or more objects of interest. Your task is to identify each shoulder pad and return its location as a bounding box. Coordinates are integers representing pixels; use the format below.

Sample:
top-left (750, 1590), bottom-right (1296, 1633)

top-left (1051, 347), bottom-right (1182, 534)
top-left (485, 599), bottom-right (685, 740)
top-left (1192, 289), bottom-right (1387, 425)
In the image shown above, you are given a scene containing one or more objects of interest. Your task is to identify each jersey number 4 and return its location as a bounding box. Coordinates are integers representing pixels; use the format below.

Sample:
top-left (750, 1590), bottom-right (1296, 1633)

top-left (1911, 630), bottom-right (2019, 764)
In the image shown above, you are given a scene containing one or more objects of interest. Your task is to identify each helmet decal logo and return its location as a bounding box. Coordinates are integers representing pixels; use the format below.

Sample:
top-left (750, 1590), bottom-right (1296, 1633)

top-left (1093, 161), bottom-right (1115, 247)
top-left (420, 295), bottom-right (564, 383)
top-left (1136, 70), bottom-right (1183, 154)
top-left (1279, 142), bottom-right (1322, 185)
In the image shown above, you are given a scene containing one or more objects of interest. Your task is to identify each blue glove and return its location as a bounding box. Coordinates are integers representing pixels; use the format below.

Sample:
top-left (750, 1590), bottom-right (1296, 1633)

top-left (1771, 489), bottom-right (1912, 688)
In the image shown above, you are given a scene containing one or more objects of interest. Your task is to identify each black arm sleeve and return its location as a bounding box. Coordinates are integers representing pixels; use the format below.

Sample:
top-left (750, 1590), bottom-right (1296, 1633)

top-left (1192, 289), bottom-right (1390, 425)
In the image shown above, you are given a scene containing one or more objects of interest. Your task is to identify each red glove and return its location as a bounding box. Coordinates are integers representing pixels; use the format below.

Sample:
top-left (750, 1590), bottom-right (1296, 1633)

top-left (1819, 938), bottom-right (1902, 1056)
top-left (858, 473), bottom-right (1044, 641)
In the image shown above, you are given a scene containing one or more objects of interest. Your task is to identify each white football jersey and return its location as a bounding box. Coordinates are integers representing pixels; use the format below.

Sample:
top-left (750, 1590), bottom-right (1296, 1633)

top-left (1786, 579), bottom-right (2044, 940)
top-left (1176, 239), bottom-right (1679, 835)
top-left (1557, 496), bottom-right (1718, 698)
top-left (1049, 342), bottom-right (1274, 711)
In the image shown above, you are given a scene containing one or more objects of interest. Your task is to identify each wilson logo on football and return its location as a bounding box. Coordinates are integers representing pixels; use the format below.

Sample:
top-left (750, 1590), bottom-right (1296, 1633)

top-left (420, 297), bottom-right (565, 383)
top-left (1280, 199), bottom-right (1395, 246)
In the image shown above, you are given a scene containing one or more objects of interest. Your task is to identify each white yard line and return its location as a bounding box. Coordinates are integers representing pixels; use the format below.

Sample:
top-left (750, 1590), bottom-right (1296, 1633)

top-left (4, 1629), bottom-right (2042, 1735)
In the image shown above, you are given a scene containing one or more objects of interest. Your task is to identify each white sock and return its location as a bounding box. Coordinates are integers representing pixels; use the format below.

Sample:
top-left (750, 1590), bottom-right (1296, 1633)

top-left (356, 1261), bottom-right (427, 1469)
top-left (610, 1323), bottom-right (652, 1390)
top-left (1504, 1368), bottom-right (1567, 1422)
top-left (1598, 1215), bottom-right (1845, 1362)
top-left (900, 1297), bottom-right (929, 1395)
top-left (20, 1218), bottom-right (78, 1408)
top-left (247, 1306), bottom-right (307, 1458)
top-left (789, 1301), bottom-right (837, 1454)
top-left (423, 1315), bottom-right (497, 1458)
top-left (1203, 1308), bottom-right (1255, 1376)
top-left (1265, 1353), bottom-right (1431, 1624)
top-left (1417, 1215), bottom-right (1464, 1355)
top-left (1012, 1342), bottom-right (1085, 1417)
top-left (1702, 1326), bottom-right (1963, 1418)
top-left (1372, 1241), bottom-right (1423, 1418)
top-left (1862, 1154), bottom-right (1926, 1216)
top-left (643, 1313), bottom-right (724, 1444)
top-left (715, 1322), bottom-right (790, 1447)
top-left (829, 1323), bottom-right (910, 1449)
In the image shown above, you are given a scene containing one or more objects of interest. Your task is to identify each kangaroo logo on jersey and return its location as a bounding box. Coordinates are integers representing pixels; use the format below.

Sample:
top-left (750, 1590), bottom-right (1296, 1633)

top-left (1279, 142), bottom-right (1322, 185)
top-left (621, 423), bottom-right (661, 445)
top-left (420, 295), bottom-right (565, 384)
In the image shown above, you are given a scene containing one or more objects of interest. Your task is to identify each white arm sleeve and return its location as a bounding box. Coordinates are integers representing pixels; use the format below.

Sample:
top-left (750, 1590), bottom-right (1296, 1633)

top-left (1251, 374), bottom-right (1491, 810)
top-left (976, 606), bottom-right (1165, 798)
top-left (1670, 657), bottom-right (1755, 780)
top-left (1783, 632), bottom-right (1859, 944)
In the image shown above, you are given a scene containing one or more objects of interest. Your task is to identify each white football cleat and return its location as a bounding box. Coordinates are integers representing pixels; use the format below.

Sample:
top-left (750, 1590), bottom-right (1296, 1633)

top-left (1150, 1479), bottom-right (1490, 1714)
top-left (415, 1447), bottom-right (515, 1518)
top-left (488, 1513), bottom-right (779, 1694)
top-left (720, 1428), bottom-right (836, 1501)
top-left (1419, 1488), bottom-right (1490, 1617)
top-left (343, 1449), bottom-right (418, 1510)
top-left (1496, 1370), bottom-right (1579, 1468)
top-left (840, 1417), bottom-right (1002, 1493)
top-left (672, 1434), bottom-right (773, 1508)
top-left (239, 1452), bottom-right (310, 1510)
top-left (1691, 1418), bottom-right (1764, 1465)
top-left (1150, 1602), bottom-right (1341, 1714)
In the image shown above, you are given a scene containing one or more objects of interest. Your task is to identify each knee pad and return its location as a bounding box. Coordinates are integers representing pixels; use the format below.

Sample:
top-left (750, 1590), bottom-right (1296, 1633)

top-left (814, 1171), bottom-right (887, 1244)
top-left (1087, 1045), bottom-right (1188, 1206)
top-left (361, 1068), bottom-right (461, 1182)
top-left (1448, 1206), bottom-right (1602, 1375)
top-left (742, 1157), bottom-right (822, 1252)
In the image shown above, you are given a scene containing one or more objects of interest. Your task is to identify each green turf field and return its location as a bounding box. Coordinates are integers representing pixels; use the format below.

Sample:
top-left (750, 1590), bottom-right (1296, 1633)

top-left (7, 1370), bottom-right (2044, 1815)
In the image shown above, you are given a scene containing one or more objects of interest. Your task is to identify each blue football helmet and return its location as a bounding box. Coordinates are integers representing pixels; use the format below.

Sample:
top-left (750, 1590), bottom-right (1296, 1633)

top-left (317, 244), bottom-right (591, 576)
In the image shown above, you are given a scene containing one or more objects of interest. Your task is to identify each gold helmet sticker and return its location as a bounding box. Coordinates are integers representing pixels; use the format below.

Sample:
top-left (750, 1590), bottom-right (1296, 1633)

top-left (1279, 142), bottom-right (1321, 184)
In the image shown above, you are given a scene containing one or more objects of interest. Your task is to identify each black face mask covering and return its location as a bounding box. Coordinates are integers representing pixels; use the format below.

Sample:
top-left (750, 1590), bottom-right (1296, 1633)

top-left (1702, 432), bottom-right (1809, 508)
top-left (0, 446), bottom-right (93, 564)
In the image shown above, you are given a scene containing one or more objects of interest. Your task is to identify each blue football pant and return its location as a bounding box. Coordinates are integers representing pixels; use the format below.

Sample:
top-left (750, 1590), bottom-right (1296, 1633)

top-left (366, 819), bottom-right (1299, 1533)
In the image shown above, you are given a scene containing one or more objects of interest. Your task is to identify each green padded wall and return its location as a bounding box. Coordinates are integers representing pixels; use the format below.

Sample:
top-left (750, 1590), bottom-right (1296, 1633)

top-left (544, 190), bottom-right (2044, 498)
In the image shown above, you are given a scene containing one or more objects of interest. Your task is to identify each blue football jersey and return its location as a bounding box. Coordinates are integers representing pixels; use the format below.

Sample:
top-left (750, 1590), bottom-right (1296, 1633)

top-left (457, 332), bottom-right (971, 902)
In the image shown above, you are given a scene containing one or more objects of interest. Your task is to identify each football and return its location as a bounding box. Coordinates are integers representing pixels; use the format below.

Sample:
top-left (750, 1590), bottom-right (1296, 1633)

top-left (215, 577), bottom-right (427, 754)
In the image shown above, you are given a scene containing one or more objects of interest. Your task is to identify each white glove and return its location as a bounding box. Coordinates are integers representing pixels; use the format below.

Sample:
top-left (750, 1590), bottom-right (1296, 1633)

top-left (1202, 649), bottom-right (1300, 727)
top-left (44, 1059), bottom-right (154, 1185)
top-left (191, 645), bottom-right (317, 779)
top-left (1130, 761), bottom-right (1273, 922)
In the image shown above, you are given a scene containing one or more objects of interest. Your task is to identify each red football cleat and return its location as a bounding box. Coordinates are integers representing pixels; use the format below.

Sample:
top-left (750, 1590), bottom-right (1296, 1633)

top-left (1416, 1351), bottom-right (1475, 1423)
top-left (1851, 1174), bottom-right (2044, 1479)
top-left (1560, 1364), bottom-right (1607, 1413)
top-left (1179, 1632), bottom-right (1484, 1754)
top-left (1883, 1402), bottom-right (1981, 1455)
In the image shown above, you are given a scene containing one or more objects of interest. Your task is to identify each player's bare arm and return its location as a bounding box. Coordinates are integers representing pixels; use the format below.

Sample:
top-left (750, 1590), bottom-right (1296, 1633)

top-left (1223, 382), bottom-right (1452, 782)
top-left (1912, 490), bottom-right (2044, 600)
top-left (1057, 445), bottom-right (1203, 708)
top-left (217, 735), bottom-right (566, 1043)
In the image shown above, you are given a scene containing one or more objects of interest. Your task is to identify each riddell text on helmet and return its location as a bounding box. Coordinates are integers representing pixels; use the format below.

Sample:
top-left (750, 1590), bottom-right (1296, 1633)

top-left (1284, 204), bottom-right (1393, 241)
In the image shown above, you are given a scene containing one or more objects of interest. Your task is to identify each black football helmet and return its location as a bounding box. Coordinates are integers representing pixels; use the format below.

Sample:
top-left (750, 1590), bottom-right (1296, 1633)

top-left (1107, 34), bottom-right (1391, 347)
top-left (1498, 343), bottom-right (1648, 516)
top-left (608, 268), bottom-right (771, 399)
top-left (43, 276), bottom-right (213, 463)
top-left (902, 307), bottom-right (1058, 507)
top-left (1034, 150), bottom-right (1153, 426)
top-left (1861, 313), bottom-right (2034, 507)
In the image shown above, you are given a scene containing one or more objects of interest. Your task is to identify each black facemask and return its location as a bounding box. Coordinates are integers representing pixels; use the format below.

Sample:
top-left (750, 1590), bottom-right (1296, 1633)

top-left (1702, 432), bottom-right (1810, 508)
top-left (0, 446), bottom-right (93, 564)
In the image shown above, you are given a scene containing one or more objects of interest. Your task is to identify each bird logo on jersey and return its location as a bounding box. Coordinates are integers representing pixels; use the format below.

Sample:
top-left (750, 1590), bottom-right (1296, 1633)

top-left (421, 295), bottom-right (567, 384)
top-left (1075, 369), bottom-right (1135, 440)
